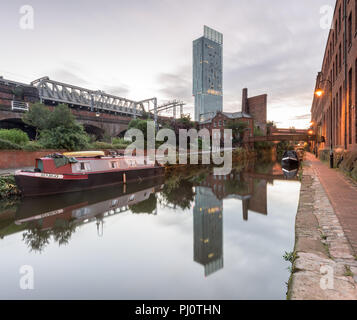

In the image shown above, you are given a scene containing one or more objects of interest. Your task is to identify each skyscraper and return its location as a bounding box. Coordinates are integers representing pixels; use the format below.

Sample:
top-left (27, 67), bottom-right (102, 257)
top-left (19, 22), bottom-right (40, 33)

top-left (193, 186), bottom-right (223, 277)
top-left (193, 26), bottom-right (223, 122)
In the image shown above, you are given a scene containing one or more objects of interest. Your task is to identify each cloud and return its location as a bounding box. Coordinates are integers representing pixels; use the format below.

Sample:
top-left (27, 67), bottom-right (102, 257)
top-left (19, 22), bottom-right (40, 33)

top-left (290, 114), bottom-right (311, 121)
top-left (102, 85), bottom-right (130, 97)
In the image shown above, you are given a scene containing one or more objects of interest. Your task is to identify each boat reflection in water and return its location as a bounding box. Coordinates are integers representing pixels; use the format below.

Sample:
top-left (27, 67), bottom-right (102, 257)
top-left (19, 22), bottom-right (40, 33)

top-left (15, 177), bottom-right (165, 242)
top-left (7, 161), bottom-right (299, 280)
top-left (282, 164), bottom-right (299, 179)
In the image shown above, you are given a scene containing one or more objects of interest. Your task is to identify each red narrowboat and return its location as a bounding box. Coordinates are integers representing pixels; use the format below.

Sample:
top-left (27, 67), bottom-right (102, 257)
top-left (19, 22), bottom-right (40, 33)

top-left (14, 151), bottom-right (165, 197)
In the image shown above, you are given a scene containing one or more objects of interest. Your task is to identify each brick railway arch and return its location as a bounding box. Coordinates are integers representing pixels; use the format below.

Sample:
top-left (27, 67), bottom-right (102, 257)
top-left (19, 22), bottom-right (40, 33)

top-left (0, 117), bottom-right (36, 140)
top-left (82, 123), bottom-right (105, 140)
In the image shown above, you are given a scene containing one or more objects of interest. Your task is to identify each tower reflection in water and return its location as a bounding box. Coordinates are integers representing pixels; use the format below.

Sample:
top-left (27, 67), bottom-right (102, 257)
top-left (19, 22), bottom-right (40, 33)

top-left (3, 163), bottom-right (298, 277)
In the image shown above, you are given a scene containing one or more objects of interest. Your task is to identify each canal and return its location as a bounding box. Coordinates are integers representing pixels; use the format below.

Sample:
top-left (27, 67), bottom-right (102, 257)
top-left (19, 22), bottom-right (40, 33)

top-left (0, 161), bottom-right (300, 299)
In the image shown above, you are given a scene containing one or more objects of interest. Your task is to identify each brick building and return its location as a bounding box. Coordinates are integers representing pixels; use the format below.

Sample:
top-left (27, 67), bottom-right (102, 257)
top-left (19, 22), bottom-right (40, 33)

top-left (311, 0), bottom-right (357, 152)
top-left (199, 111), bottom-right (254, 143)
top-left (241, 88), bottom-right (267, 134)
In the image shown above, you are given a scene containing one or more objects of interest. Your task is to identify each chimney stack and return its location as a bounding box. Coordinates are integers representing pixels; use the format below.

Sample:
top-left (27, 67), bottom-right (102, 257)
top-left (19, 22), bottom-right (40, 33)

top-left (242, 88), bottom-right (248, 113)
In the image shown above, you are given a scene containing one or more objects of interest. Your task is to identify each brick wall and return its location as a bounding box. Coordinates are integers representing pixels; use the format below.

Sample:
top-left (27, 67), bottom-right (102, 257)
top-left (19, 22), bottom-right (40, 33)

top-left (247, 94), bottom-right (267, 133)
top-left (311, 0), bottom-right (357, 151)
top-left (199, 112), bottom-right (254, 143)
top-left (0, 150), bottom-right (63, 169)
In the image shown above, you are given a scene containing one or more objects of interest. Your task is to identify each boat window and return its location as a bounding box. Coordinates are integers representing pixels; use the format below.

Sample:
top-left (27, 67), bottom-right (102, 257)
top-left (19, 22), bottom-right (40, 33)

top-left (78, 162), bottom-right (90, 171)
top-left (111, 161), bottom-right (118, 169)
top-left (37, 160), bottom-right (43, 172)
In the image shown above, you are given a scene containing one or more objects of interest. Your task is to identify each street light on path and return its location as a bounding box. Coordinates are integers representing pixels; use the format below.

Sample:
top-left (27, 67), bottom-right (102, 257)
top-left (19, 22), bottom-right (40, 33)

top-left (314, 74), bottom-right (333, 169)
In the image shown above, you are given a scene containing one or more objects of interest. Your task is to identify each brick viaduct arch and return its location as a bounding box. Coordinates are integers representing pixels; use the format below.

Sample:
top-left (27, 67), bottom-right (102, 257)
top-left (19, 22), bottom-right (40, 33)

top-left (0, 109), bottom-right (130, 140)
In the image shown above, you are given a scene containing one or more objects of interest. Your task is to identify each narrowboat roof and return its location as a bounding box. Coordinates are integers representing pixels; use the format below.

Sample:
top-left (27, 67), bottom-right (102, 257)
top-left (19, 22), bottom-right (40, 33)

top-left (63, 151), bottom-right (105, 157)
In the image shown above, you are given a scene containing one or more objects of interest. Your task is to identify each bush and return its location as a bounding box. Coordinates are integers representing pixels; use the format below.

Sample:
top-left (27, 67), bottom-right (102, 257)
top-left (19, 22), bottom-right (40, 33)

top-left (0, 175), bottom-right (21, 198)
top-left (0, 129), bottom-right (29, 146)
top-left (39, 126), bottom-right (89, 151)
top-left (111, 137), bottom-right (130, 146)
top-left (24, 103), bottom-right (90, 151)
top-left (90, 141), bottom-right (113, 150)
top-left (22, 141), bottom-right (44, 151)
top-left (0, 138), bottom-right (21, 150)
top-left (112, 144), bottom-right (129, 150)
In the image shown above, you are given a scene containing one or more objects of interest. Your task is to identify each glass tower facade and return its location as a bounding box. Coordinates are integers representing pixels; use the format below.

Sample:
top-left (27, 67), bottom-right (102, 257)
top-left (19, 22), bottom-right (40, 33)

top-left (193, 186), bottom-right (223, 277)
top-left (193, 26), bottom-right (223, 122)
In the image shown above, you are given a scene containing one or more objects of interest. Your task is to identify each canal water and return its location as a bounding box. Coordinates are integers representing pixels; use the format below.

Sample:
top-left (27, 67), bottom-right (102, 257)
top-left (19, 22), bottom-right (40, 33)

top-left (0, 161), bottom-right (300, 299)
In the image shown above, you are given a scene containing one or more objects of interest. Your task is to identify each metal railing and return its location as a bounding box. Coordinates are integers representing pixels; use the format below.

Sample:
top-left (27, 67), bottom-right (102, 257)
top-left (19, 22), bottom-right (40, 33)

top-left (11, 100), bottom-right (29, 112)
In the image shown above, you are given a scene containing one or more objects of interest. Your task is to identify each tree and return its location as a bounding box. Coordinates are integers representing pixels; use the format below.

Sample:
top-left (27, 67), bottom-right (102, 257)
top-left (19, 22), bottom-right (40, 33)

top-left (226, 120), bottom-right (248, 145)
top-left (22, 103), bottom-right (51, 139)
top-left (24, 103), bottom-right (89, 150)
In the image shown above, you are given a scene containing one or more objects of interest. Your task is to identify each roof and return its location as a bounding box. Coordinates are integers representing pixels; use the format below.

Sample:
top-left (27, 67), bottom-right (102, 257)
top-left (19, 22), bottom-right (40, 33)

top-left (222, 112), bottom-right (252, 119)
top-left (200, 111), bottom-right (252, 124)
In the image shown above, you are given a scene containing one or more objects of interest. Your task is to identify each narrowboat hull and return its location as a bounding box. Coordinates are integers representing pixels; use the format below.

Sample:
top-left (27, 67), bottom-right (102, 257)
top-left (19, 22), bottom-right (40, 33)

top-left (15, 166), bottom-right (165, 197)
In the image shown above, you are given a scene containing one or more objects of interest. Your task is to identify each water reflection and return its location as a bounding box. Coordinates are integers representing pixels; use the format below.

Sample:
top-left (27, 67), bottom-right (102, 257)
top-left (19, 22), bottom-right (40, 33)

top-left (0, 161), bottom-right (300, 298)
top-left (13, 178), bottom-right (165, 252)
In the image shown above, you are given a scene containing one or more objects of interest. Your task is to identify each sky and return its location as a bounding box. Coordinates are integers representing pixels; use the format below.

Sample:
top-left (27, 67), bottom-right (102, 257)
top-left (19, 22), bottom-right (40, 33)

top-left (0, 0), bottom-right (336, 128)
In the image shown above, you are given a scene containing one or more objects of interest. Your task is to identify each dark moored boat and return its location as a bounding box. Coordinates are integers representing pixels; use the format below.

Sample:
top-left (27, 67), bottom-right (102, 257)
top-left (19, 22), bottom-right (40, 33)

top-left (282, 166), bottom-right (299, 179)
top-left (281, 150), bottom-right (299, 167)
top-left (15, 151), bottom-right (165, 197)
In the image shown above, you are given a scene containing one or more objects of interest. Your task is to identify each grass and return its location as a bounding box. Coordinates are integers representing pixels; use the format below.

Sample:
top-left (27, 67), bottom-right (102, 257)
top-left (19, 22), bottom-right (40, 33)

top-left (283, 251), bottom-right (297, 264)
top-left (344, 265), bottom-right (354, 277)
top-left (283, 250), bottom-right (298, 300)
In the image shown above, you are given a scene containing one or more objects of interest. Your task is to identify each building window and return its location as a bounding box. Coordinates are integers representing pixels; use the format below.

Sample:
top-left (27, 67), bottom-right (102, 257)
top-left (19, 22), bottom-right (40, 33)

top-left (339, 6), bottom-right (342, 32)
top-left (348, 13), bottom-right (352, 48)
top-left (349, 68), bottom-right (353, 144)
top-left (355, 0), bottom-right (357, 32)
top-left (355, 59), bottom-right (357, 143)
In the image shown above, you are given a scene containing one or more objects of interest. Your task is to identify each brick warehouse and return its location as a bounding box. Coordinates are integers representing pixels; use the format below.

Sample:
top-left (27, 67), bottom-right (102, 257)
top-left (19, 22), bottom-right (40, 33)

top-left (241, 88), bottom-right (267, 134)
top-left (311, 0), bottom-right (357, 152)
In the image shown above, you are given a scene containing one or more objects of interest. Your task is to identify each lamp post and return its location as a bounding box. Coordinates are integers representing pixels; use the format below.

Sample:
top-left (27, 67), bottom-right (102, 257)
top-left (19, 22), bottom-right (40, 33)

top-left (315, 75), bottom-right (334, 168)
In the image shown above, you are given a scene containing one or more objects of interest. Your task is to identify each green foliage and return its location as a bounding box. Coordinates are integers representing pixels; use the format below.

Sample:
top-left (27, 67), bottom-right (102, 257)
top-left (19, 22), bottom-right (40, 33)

top-left (176, 115), bottom-right (195, 128)
top-left (129, 194), bottom-right (157, 214)
top-left (22, 141), bottom-right (44, 151)
top-left (112, 144), bottom-right (129, 149)
top-left (276, 141), bottom-right (295, 158)
top-left (112, 137), bottom-right (130, 145)
top-left (0, 175), bottom-right (21, 198)
top-left (0, 138), bottom-right (21, 150)
top-left (90, 141), bottom-right (113, 150)
top-left (39, 126), bottom-right (89, 151)
top-left (0, 129), bottom-right (29, 146)
top-left (22, 103), bottom-right (51, 138)
top-left (24, 103), bottom-right (89, 151)
top-left (253, 126), bottom-right (274, 149)
top-left (128, 119), bottom-right (152, 140)
top-left (226, 120), bottom-right (248, 144)
top-left (283, 251), bottom-right (297, 263)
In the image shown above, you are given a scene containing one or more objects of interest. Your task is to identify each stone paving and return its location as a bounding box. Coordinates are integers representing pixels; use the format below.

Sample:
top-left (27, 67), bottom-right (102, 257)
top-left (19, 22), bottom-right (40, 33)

top-left (306, 153), bottom-right (357, 255)
top-left (290, 155), bottom-right (357, 300)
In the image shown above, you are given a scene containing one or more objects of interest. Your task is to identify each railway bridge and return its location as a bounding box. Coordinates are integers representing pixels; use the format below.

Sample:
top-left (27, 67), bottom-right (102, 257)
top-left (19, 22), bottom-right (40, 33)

top-left (0, 76), bottom-right (186, 139)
